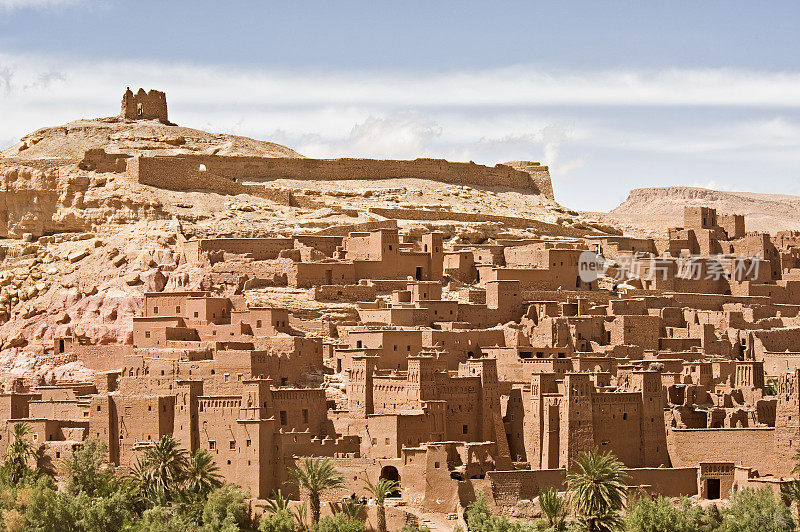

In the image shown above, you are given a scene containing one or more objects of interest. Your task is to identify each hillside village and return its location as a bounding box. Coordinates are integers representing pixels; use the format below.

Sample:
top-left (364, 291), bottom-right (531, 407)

top-left (1, 90), bottom-right (800, 530)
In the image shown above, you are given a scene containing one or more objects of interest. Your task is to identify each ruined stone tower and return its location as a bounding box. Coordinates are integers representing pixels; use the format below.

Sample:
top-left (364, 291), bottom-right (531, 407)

top-left (120, 87), bottom-right (168, 122)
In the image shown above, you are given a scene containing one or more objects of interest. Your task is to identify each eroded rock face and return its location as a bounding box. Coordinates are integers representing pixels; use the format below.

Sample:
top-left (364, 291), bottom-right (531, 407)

top-left (0, 163), bottom-right (173, 238)
top-left (0, 166), bottom-right (63, 238)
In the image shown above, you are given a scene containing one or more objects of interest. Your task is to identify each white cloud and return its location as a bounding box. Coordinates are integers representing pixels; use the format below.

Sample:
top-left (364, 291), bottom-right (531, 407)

top-left (583, 116), bottom-right (800, 165)
top-left (3, 52), bottom-right (800, 109)
top-left (295, 111), bottom-right (443, 159)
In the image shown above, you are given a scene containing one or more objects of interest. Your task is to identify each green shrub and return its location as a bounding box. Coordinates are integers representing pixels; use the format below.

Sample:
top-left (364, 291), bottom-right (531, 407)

top-left (314, 512), bottom-right (365, 532)
top-left (720, 488), bottom-right (794, 532)
top-left (259, 508), bottom-right (295, 532)
top-left (625, 496), bottom-right (711, 532)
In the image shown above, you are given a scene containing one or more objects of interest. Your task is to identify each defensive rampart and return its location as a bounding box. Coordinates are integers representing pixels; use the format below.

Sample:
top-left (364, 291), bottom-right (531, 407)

top-left (126, 154), bottom-right (554, 199)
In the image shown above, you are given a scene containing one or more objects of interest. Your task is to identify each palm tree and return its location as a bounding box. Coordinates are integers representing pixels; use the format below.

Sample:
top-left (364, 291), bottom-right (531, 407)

top-left (262, 489), bottom-right (291, 514)
top-left (2, 423), bottom-right (35, 484)
top-left (125, 456), bottom-right (154, 510)
top-left (539, 487), bottom-right (566, 530)
top-left (364, 477), bottom-right (400, 532)
top-left (289, 457), bottom-right (344, 525)
top-left (132, 434), bottom-right (189, 505)
top-left (183, 449), bottom-right (222, 496)
top-left (566, 449), bottom-right (628, 532)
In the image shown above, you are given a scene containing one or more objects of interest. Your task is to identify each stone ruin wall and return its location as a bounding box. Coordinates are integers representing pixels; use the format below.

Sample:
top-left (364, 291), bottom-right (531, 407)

top-left (127, 154), bottom-right (555, 199)
top-left (120, 88), bottom-right (168, 122)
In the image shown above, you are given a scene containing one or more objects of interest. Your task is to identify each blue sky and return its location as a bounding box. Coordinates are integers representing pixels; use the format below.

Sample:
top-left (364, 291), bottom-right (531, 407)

top-left (1, 0), bottom-right (799, 210)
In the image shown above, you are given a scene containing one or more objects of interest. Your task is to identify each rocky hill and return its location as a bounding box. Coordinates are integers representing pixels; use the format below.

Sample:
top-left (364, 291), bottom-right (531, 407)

top-left (592, 186), bottom-right (800, 236)
top-left (1, 117), bottom-right (303, 161)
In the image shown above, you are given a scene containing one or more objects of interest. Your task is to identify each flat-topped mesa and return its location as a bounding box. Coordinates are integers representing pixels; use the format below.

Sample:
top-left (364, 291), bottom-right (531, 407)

top-left (120, 87), bottom-right (168, 122)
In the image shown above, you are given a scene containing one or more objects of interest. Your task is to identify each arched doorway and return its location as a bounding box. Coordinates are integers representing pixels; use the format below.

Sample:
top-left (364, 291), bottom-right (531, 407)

top-left (379, 466), bottom-right (401, 497)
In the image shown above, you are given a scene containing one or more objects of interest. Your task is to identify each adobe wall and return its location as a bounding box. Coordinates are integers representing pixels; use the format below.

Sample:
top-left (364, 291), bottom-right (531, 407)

top-left (762, 352), bottom-right (800, 376)
top-left (667, 428), bottom-right (777, 474)
top-left (183, 238), bottom-right (295, 262)
top-left (624, 467), bottom-right (698, 497)
top-left (128, 156), bottom-right (295, 202)
top-left (127, 154), bottom-right (555, 199)
top-left (487, 469), bottom-right (566, 506)
top-left (312, 284), bottom-right (378, 302)
top-left (74, 345), bottom-right (132, 372)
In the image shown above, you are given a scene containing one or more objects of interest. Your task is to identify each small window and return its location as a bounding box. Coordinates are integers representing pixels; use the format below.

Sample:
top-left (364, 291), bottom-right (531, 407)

top-left (385, 438), bottom-right (390, 445)
top-left (229, 440), bottom-right (236, 450)
top-left (153, 306), bottom-right (159, 314)
top-left (246, 439), bottom-right (251, 447)
top-left (176, 306), bottom-right (181, 313)
top-left (256, 320), bottom-right (262, 328)
top-left (462, 425), bottom-right (468, 434)
top-left (280, 411), bottom-right (287, 425)
top-left (434, 461), bottom-right (440, 468)
top-left (302, 409), bottom-right (309, 424)
top-left (224, 374), bottom-right (230, 383)
top-left (194, 312), bottom-right (199, 318)
top-left (145, 331), bottom-right (151, 339)
top-left (209, 440), bottom-right (216, 450)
